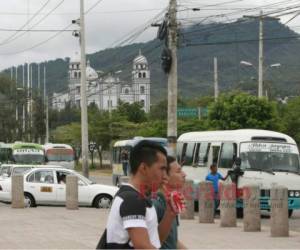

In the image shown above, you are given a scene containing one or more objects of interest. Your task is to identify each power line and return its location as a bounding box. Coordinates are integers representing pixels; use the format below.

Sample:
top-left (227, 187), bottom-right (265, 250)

top-left (0, 0), bottom-right (66, 47)
top-left (0, 0), bottom-right (104, 55)
top-left (0, 28), bottom-right (73, 32)
top-left (0, 0), bottom-right (52, 46)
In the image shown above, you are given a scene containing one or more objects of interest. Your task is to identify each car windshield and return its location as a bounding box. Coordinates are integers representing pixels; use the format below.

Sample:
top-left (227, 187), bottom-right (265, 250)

top-left (76, 173), bottom-right (93, 185)
top-left (12, 167), bottom-right (32, 175)
top-left (240, 142), bottom-right (300, 173)
top-left (13, 154), bottom-right (45, 164)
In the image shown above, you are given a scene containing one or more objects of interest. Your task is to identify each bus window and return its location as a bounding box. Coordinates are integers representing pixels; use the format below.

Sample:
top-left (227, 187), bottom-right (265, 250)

top-left (212, 146), bottom-right (220, 165)
top-left (177, 142), bottom-right (183, 163)
top-left (113, 147), bottom-right (121, 164)
top-left (182, 143), bottom-right (195, 165)
top-left (219, 143), bottom-right (237, 168)
top-left (194, 142), bottom-right (210, 166)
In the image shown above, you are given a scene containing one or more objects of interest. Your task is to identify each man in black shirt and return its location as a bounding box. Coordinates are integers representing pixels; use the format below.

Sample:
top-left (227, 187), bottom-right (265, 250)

top-left (105, 140), bottom-right (168, 249)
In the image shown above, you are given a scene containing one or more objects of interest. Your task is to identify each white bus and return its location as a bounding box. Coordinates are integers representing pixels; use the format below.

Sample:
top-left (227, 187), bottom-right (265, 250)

top-left (44, 143), bottom-right (75, 169)
top-left (177, 129), bottom-right (300, 217)
top-left (112, 137), bottom-right (168, 186)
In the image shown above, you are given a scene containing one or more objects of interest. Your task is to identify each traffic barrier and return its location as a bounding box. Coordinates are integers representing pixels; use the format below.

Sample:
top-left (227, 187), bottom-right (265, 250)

top-left (220, 183), bottom-right (237, 227)
top-left (66, 175), bottom-right (78, 210)
top-left (180, 179), bottom-right (194, 220)
top-left (11, 175), bottom-right (24, 208)
top-left (270, 186), bottom-right (289, 237)
top-left (198, 181), bottom-right (214, 223)
top-left (243, 185), bottom-right (261, 232)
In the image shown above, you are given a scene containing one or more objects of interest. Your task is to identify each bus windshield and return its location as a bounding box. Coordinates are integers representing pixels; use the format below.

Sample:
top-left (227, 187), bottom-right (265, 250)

top-left (240, 142), bottom-right (300, 172)
top-left (46, 149), bottom-right (74, 162)
top-left (13, 154), bottom-right (44, 164)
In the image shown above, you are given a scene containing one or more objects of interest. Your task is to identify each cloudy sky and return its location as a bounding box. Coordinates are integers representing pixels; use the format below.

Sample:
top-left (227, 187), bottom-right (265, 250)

top-left (0, 0), bottom-right (299, 71)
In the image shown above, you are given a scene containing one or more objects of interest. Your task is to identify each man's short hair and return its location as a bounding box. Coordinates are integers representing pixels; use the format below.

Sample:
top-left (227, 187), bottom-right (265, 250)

top-left (166, 155), bottom-right (176, 174)
top-left (129, 140), bottom-right (167, 175)
top-left (210, 163), bottom-right (217, 169)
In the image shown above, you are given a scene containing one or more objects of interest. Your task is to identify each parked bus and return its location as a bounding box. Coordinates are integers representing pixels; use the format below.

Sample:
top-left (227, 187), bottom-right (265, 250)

top-left (177, 129), bottom-right (300, 217)
top-left (44, 143), bottom-right (75, 169)
top-left (11, 142), bottom-right (45, 164)
top-left (112, 137), bottom-right (168, 186)
top-left (0, 143), bottom-right (13, 164)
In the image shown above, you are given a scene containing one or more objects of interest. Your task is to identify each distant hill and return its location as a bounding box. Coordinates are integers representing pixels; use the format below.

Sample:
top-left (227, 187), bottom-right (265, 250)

top-left (4, 18), bottom-right (300, 102)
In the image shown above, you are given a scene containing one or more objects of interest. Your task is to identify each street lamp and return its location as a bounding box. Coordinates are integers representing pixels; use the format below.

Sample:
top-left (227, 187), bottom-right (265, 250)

top-left (240, 60), bottom-right (281, 97)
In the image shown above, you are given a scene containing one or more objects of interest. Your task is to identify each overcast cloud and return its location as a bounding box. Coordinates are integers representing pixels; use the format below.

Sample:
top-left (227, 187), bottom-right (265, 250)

top-left (0, 0), bottom-right (298, 70)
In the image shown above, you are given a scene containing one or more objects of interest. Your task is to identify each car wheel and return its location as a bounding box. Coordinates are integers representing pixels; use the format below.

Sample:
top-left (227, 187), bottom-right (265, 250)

top-left (94, 194), bottom-right (112, 209)
top-left (288, 209), bottom-right (293, 218)
top-left (24, 193), bottom-right (36, 208)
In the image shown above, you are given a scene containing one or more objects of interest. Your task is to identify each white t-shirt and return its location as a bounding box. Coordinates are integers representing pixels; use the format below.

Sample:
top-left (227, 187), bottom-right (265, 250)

top-left (106, 184), bottom-right (161, 249)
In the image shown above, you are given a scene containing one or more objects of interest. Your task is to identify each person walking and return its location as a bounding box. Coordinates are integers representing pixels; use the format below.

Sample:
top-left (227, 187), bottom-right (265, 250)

top-left (153, 156), bottom-right (187, 249)
top-left (101, 140), bottom-right (168, 249)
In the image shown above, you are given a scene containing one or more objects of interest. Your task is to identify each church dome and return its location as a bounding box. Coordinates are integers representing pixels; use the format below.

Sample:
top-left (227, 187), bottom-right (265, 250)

top-left (86, 60), bottom-right (98, 81)
top-left (133, 50), bottom-right (148, 65)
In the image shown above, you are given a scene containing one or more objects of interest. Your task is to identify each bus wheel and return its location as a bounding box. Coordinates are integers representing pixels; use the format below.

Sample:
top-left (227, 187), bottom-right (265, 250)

top-left (288, 209), bottom-right (293, 218)
top-left (237, 208), bottom-right (243, 218)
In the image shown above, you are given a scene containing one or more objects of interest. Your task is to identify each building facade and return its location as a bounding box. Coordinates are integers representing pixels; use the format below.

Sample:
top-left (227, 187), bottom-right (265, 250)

top-left (52, 51), bottom-right (151, 112)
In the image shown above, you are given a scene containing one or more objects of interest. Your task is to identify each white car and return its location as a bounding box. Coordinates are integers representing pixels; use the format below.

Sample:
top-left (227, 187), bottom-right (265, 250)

top-left (0, 164), bottom-right (64, 181)
top-left (0, 167), bottom-right (118, 208)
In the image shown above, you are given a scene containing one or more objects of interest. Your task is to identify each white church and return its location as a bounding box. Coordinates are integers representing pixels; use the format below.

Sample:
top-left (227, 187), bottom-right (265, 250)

top-left (52, 50), bottom-right (151, 112)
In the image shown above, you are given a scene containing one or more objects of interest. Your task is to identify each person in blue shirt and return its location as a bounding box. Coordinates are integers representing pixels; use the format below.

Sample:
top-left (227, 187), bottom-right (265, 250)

top-left (205, 163), bottom-right (228, 213)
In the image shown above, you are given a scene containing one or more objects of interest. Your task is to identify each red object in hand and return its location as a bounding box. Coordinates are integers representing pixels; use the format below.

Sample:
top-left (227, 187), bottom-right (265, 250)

top-left (169, 191), bottom-right (185, 214)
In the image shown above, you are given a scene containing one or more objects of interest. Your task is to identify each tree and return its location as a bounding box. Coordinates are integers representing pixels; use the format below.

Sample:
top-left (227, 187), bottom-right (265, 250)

top-left (115, 101), bottom-right (147, 123)
top-left (0, 75), bottom-right (27, 142)
top-left (208, 92), bottom-right (280, 130)
top-left (280, 97), bottom-right (300, 144)
top-left (32, 94), bottom-right (46, 142)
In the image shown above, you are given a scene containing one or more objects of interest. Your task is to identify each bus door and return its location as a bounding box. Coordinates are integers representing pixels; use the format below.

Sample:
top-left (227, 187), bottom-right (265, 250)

top-left (218, 142), bottom-right (237, 178)
top-left (180, 142), bottom-right (211, 183)
top-left (207, 142), bottom-right (221, 168)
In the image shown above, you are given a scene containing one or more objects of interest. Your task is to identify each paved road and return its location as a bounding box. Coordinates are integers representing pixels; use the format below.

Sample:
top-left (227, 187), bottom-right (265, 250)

top-left (0, 203), bottom-right (300, 249)
top-left (90, 174), bottom-right (300, 232)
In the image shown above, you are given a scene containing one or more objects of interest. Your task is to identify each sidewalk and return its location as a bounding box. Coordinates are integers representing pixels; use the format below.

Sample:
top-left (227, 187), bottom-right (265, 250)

top-left (0, 204), bottom-right (299, 249)
top-left (180, 217), bottom-right (300, 249)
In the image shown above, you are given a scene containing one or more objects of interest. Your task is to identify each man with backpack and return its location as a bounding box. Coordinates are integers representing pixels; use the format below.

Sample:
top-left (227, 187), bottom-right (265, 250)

top-left (98, 140), bottom-right (168, 249)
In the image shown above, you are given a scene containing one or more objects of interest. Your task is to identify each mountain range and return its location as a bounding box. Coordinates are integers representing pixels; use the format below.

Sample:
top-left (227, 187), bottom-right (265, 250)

top-left (4, 17), bottom-right (300, 102)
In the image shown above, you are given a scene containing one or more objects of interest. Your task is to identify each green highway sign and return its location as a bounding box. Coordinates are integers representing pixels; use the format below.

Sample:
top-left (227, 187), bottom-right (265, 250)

top-left (177, 107), bottom-right (198, 117)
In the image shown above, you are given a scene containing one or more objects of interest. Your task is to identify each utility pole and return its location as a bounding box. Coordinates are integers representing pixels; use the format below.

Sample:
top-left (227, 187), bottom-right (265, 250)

top-left (243, 11), bottom-right (269, 98)
top-left (27, 63), bottom-right (30, 141)
top-left (258, 10), bottom-right (264, 98)
top-left (79, 0), bottom-right (89, 177)
top-left (167, 0), bottom-right (178, 156)
top-left (44, 63), bottom-right (49, 143)
top-left (38, 63), bottom-right (40, 93)
top-left (22, 64), bottom-right (25, 138)
top-left (214, 57), bottom-right (219, 101)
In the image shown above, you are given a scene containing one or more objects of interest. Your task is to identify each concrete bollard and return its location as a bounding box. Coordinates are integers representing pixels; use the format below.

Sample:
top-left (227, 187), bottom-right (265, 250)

top-left (220, 183), bottom-right (237, 227)
top-left (270, 186), bottom-right (289, 237)
top-left (180, 179), bottom-right (194, 220)
top-left (66, 175), bottom-right (78, 210)
top-left (198, 181), bottom-right (214, 223)
top-left (119, 176), bottom-right (130, 185)
top-left (243, 185), bottom-right (261, 232)
top-left (11, 175), bottom-right (24, 208)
